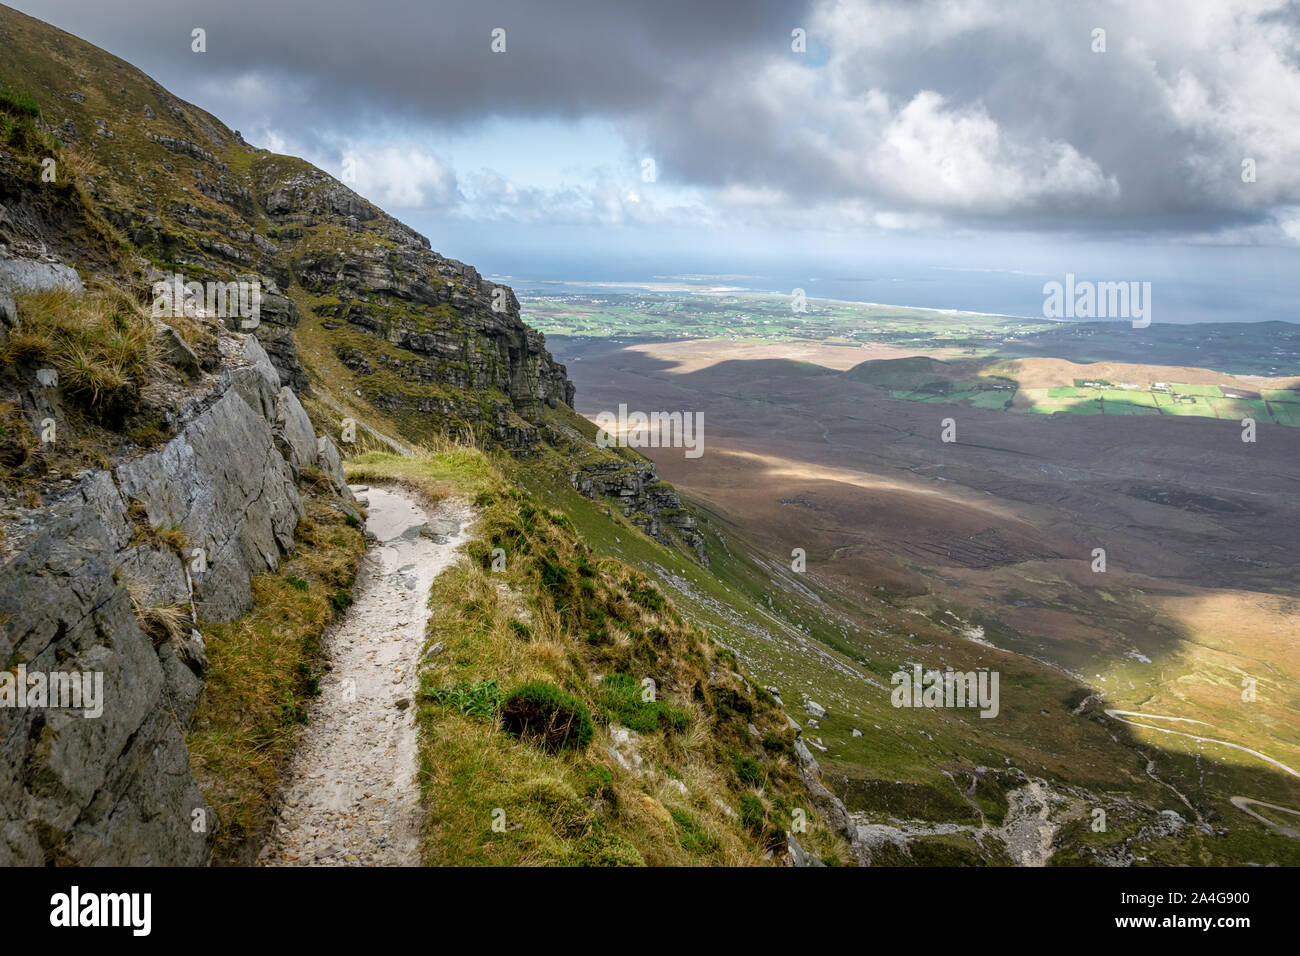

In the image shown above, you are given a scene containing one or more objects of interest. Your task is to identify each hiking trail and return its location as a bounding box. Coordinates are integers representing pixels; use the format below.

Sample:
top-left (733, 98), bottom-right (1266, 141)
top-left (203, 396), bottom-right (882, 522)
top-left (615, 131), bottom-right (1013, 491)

top-left (260, 485), bottom-right (471, 866)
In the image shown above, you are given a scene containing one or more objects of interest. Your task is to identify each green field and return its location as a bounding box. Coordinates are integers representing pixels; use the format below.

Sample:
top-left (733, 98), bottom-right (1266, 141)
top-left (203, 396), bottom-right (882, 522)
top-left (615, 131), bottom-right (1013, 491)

top-left (1021, 386), bottom-right (1300, 425)
top-left (527, 292), bottom-right (1300, 426)
top-left (524, 291), bottom-right (1054, 352)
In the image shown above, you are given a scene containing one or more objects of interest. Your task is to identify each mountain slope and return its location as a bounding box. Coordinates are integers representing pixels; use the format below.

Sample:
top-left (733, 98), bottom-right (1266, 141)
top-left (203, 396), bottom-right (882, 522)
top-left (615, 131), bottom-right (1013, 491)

top-left (0, 5), bottom-right (853, 867)
top-left (0, 3), bottom-right (570, 441)
top-left (5, 4), bottom-right (1296, 869)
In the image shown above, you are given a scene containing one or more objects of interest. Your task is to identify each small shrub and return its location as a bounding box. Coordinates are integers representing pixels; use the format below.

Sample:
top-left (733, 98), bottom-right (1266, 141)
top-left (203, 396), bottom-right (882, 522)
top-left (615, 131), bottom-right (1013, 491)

top-left (739, 794), bottom-right (766, 832)
top-left (734, 754), bottom-right (764, 787)
top-left (762, 732), bottom-right (793, 755)
top-left (712, 683), bottom-right (754, 721)
top-left (540, 557), bottom-right (569, 595)
top-left (330, 590), bottom-right (352, 611)
top-left (501, 680), bottom-right (593, 753)
top-left (285, 575), bottom-right (309, 592)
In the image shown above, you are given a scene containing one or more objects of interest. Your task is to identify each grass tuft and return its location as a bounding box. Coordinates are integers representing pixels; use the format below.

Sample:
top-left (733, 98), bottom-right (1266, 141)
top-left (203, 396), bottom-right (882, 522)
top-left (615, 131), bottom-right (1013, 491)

top-left (1, 287), bottom-right (157, 423)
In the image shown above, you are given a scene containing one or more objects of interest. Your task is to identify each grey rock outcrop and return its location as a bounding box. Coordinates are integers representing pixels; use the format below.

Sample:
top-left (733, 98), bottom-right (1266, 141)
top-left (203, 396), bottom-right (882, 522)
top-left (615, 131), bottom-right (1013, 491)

top-left (115, 387), bottom-right (302, 621)
top-left (0, 257), bottom-right (84, 296)
top-left (0, 328), bottom-right (335, 865)
top-left (786, 834), bottom-right (827, 868)
top-left (792, 738), bottom-right (873, 867)
top-left (274, 386), bottom-right (318, 478)
top-left (0, 468), bottom-right (208, 866)
top-left (569, 458), bottom-right (708, 564)
top-left (315, 433), bottom-right (355, 504)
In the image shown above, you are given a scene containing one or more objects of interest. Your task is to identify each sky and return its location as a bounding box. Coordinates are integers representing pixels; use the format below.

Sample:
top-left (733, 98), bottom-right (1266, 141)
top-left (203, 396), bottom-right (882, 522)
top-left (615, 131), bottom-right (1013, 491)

top-left (12, 0), bottom-right (1300, 320)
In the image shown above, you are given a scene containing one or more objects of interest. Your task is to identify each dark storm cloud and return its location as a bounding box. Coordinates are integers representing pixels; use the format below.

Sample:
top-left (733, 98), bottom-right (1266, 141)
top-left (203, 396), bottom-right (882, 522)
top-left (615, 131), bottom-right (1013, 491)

top-left (11, 0), bottom-right (810, 126)
top-left (9, 0), bottom-right (1300, 239)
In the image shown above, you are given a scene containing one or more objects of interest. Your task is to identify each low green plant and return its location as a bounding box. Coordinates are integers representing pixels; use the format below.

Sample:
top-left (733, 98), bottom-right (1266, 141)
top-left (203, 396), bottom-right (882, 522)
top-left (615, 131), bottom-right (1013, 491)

top-left (596, 672), bottom-right (690, 734)
top-left (734, 754), bottom-right (764, 787)
top-left (501, 680), bottom-right (594, 753)
top-left (425, 678), bottom-right (506, 719)
top-left (0, 86), bottom-right (40, 117)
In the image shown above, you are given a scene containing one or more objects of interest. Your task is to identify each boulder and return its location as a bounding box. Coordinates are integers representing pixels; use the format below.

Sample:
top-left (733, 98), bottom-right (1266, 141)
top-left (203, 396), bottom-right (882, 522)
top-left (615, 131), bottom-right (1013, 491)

top-left (803, 698), bottom-right (827, 719)
top-left (418, 517), bottom-right (460, 543)
top-left (156, 324), bottom-right (200, 378)
top-left (0, 257), bottom-right (84, 296)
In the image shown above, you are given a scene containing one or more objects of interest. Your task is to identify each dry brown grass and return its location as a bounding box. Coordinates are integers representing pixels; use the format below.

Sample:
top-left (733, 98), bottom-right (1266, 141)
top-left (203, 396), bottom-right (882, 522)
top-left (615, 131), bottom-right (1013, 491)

top-left (124, 578), bottom-right (190, 645)
top-left (412, 466), bottom-right (851, 866)
top-left (2, 286), bottom-right (158, 417)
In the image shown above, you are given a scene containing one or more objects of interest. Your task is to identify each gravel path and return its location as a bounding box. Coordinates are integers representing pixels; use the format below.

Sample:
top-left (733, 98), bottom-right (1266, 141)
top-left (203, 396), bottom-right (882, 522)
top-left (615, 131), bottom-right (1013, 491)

top-left (260, 485), bottom-right (471, 866)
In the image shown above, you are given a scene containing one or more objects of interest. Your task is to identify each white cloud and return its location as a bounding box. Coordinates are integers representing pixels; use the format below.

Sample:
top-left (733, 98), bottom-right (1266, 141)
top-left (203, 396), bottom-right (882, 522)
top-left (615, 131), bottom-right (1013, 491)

top-left (627, 0), bottom-right (1300, 239)
top-left (459, 167), bottom-right (712, 227)
top-left (337, 143), bottom-right (459, 210)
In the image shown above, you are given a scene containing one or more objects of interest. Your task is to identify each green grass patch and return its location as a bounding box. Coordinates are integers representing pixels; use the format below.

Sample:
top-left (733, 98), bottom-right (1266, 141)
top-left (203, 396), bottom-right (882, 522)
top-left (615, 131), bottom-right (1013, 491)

top-left (596, 672), bottom-right (691, 733)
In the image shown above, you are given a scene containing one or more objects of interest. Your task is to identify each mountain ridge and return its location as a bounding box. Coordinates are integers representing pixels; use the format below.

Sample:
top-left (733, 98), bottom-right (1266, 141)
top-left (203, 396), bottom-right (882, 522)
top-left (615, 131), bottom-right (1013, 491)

top-left (0, 2), bottom-right (572, 441)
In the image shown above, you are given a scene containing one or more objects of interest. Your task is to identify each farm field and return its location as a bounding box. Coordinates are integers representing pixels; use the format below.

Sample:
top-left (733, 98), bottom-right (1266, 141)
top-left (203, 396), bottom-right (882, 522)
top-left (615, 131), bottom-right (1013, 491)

top-left (526, 291), bottom-right (1300, 427)
top-left (523, 291), bottom-right (1300, 377)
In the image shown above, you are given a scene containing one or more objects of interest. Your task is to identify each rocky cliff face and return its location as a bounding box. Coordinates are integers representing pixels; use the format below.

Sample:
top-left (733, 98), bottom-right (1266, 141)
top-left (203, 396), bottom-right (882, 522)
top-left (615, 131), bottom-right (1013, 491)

top-left (569, 458), bottom-right (708, 564)
top-left (0, 3), bottom-right (579, 865)
top-left (0, 316), bottom-right (355, 864)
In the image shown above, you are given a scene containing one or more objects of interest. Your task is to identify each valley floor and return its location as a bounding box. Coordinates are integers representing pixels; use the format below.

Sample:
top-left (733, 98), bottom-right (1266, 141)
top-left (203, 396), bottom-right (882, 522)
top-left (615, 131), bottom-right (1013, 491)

top-left (548, 333), bottom-right (1300, 864)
